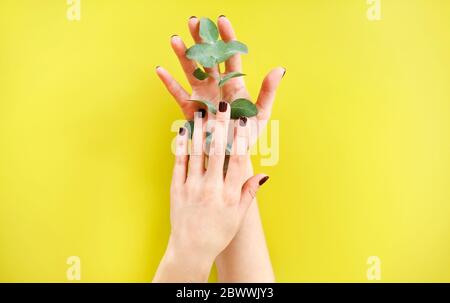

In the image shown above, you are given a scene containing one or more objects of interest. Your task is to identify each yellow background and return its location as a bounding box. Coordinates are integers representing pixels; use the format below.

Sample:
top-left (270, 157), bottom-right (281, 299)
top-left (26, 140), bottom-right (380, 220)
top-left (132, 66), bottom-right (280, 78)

top-left (1, 0), bottom-right (450, 282)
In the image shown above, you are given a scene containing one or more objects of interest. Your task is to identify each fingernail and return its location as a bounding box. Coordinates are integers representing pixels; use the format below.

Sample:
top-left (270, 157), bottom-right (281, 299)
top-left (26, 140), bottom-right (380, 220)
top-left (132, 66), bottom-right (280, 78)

top-left (239, 116), bottom-right (247, 127)
top-left (189, 16), bottom-right (197, 19)
top-left (282, 68), bottom-right (286, 78)
top-left (219, 15), bottom-right (226, 18)
top-left (155, 66), bottom-right (160, 69)
top-left (198, 109), bottom-right (206, 118)
top-left (219, 101), bottom-right (228, 112)
top-left (179, 127), bottom-right (186, 136)
top-left (259, 176), bottom-right (269, 186)
top-left (171, 34), bottom-right (178, 39)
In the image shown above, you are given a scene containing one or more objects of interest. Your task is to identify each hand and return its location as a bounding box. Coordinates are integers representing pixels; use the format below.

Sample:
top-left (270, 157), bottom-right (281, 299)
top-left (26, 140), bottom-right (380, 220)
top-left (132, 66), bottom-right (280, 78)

top-left (153, 102), bottom-right (270, 282)
top-left (156, 16), bottom-right (285, 142)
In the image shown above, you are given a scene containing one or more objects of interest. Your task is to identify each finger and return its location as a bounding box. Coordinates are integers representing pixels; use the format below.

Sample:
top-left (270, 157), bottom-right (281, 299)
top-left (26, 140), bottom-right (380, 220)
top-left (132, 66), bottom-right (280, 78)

top-left (239, 174), bottom-right (270, 213)
top-left (225, 117), bottom-right (249, 186)
top-left (256, 67), bottom-right (286, 120)
top-left (188, 109), bottom-right (207, 176)
top-left (172, 127), bottom-right (189, 187)
top-left (155, 66), bottom-right (190, 108)
top-left (206, 101), bottom-right (230, 177)
top-left (217, 15), bottom-right (242, 73)
top-left (170, 35), bottom-right (198, 84)
top-left (188, 17), bottom-right (219, 76)
top-left (188, 16), bottom-right (202, 43)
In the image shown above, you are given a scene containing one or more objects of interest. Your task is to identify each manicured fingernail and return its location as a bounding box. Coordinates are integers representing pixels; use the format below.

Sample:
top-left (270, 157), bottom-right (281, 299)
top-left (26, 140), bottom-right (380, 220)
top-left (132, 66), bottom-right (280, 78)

top-left (259, 176), bottom-right (269, 186)
top-left (198, 109), bottom-right (206, 118)
top-left (219, 101), bottom-right (228, 112)
top-left (179, 127), bottom-right (186, 136)
top-left (219, 15), bottom-right (226, 18)
top-left (282, 68), bottom-right (286, 78)
top-left (189, 16), bottom-right (197, 19)
top-left (239, 116), bottom-right (247, 127)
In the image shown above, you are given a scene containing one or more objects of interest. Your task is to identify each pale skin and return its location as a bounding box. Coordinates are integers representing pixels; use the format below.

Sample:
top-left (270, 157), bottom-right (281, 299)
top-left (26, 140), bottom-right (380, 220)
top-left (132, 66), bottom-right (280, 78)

top-left (154, 15), bottom-right (284, 282)
top-left (153, 107), bottom-right (269, 282)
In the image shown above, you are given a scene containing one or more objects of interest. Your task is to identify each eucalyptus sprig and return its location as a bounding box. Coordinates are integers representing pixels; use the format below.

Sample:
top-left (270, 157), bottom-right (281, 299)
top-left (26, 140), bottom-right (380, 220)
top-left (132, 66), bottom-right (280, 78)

top-left (184, 17), bottom-right (258, 141)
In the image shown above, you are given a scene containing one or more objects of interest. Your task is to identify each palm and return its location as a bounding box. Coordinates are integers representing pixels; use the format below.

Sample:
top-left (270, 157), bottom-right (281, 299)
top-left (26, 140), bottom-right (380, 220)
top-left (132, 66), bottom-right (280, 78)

top-left (190, 74), bottom-right (249, 108)
top-left (156, 16), bottom-right (284, 133)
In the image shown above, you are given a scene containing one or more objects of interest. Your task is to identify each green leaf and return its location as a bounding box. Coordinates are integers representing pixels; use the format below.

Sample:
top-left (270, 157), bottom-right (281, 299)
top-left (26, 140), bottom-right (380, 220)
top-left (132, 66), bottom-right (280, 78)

top-left (226, 143), bottom-right (232, 155)
top-left (186, 40), bottom-right (248, 68)
top-left (205, 131), bottom-right (212, 148)
top-left (218, 41), bottom-right (248, 63)
top-left (184, 120), bottom-right (194, 139)
top-left (199, 18), bottom-right (219, 43)
top-left (219, 72), bottom-right (245, 87)
top-left (186, 43), bottom-right (216, 67)
top-left (193, 68), bottom-right (209, 80)
top-left (188, 100), bottom-right (217, 114)
top-left (227, 40), bottom-right (248, 52)
top-left (230, 98), bottom-right (258, 119)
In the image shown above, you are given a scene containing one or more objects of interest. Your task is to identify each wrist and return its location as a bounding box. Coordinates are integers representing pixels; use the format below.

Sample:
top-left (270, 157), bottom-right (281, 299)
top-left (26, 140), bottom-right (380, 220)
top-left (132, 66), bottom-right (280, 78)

top-left (160, 236), bottom-right (215, 282)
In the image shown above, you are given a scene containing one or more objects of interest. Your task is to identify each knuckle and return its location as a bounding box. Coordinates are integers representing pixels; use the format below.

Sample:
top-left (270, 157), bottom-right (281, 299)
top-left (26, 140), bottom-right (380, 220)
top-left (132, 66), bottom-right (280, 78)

top-left (209, 142), bottom-right (225, 156)
top-left (230, 154), bottom-right (246, 165)
top-left (168, 80), bottom-right (178, 91)
top-left (216, 116), bottom-right (228, 123)
top-left (205, 177), bottom-right (219, 188)
top-left (215, 113), bottom-right (230, 124)
top-left (247, 186), bottom-right (257, 199)
top-left (175, 155), bottom-right (186, 165)
top-left (204, 178), bottom-right (221, 192)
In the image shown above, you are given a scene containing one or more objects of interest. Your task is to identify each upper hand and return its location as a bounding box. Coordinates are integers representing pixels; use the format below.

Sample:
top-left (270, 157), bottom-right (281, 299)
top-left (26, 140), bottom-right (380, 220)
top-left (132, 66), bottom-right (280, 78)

top-left (156, 16), bottom-right (285, 142)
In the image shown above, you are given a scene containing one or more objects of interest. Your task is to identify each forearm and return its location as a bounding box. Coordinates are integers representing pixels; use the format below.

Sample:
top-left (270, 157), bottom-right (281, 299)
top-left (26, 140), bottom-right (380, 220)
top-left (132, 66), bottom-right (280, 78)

top-left (215, 160), bottom-right (274, 282)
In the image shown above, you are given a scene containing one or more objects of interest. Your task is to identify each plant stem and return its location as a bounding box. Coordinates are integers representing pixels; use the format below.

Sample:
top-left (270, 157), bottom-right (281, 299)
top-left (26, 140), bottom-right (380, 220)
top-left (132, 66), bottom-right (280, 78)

top-left (218, 64), bottom-right (223, 102)
top-left (219, 79), bottom-right (223, 101)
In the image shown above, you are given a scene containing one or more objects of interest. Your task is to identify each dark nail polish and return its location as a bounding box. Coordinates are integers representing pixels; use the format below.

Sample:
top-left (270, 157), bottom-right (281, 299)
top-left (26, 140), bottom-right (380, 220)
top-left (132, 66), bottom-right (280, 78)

top-left (219, 101), bottom-right (228, 112)
top-left (189, 16), bottom-right (197, 19)
top-left (219, 15), bottom-right (226, 18)
top-left (239, 116), bottom-right (247, 127)
top-left (259, 176), bottom-right (269, 186)
top-left (179, 127), bottom-right (186, 136)
top-left (198, 108), bottom-right (206, 118)
top-left (282, 68), bottom-right (286, 78)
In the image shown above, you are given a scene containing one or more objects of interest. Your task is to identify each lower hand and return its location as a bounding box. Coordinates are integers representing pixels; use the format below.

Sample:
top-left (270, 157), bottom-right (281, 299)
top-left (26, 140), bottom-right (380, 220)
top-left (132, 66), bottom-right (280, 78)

top-left (153, 102), bottom-right (269, 282)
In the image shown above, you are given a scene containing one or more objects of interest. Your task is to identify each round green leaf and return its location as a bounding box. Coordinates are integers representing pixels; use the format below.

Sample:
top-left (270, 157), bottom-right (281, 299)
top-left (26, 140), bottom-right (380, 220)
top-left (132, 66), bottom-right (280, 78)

top-left (199, 18), bottom-right (219, 43)
top-left (186, 43), bottom-right (217, 67)
top-left (193, 68), bottom-right (209, 80)
top-left (230, 98), bottom-right (258, 119)
top-left (186, 40), bottom-right (248, 68)
top-left (215, 40), bottom-right (248, 64)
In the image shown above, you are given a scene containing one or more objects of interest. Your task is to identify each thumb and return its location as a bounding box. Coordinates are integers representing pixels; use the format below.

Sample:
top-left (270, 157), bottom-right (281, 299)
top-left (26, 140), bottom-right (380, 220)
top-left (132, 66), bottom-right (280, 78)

top-left (240, 174), bottom-right (270, 212)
